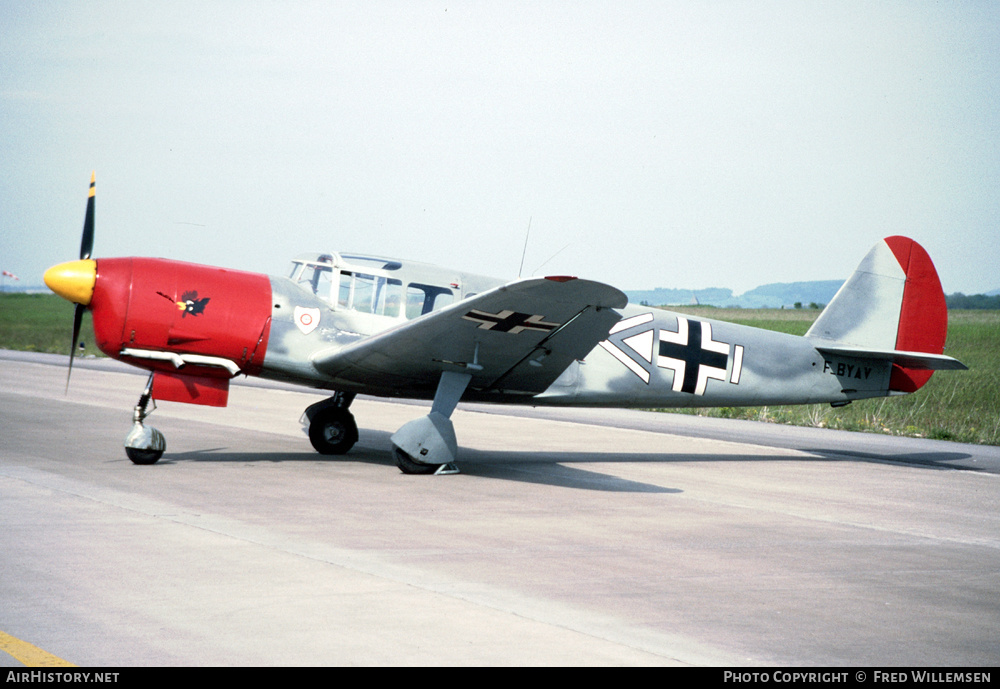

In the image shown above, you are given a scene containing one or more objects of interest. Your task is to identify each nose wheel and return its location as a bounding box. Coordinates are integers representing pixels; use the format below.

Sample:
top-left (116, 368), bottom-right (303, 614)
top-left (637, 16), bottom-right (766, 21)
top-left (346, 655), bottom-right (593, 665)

top-left (124, 373), bottom-right (165, 464)
top-left (125, 445), bottom-right (164, 465)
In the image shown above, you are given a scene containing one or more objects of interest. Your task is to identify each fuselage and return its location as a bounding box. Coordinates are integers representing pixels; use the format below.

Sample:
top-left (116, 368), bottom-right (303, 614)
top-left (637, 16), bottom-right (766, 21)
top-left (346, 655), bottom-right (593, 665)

top-left (262, 253), bottom-right (892, 408)
top-left (46, 251), bottom-right (898, 410)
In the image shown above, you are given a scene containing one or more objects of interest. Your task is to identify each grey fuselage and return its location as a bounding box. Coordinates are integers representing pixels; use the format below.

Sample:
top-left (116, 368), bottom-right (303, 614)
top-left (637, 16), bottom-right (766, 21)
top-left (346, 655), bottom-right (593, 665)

top-left (258, 252), bottom-right (888, 410)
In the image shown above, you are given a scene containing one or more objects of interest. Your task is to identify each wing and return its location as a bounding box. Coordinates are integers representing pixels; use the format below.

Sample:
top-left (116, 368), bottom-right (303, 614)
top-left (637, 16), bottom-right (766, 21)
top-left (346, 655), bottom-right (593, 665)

top-left (311, 276), bottom-right (627, 397)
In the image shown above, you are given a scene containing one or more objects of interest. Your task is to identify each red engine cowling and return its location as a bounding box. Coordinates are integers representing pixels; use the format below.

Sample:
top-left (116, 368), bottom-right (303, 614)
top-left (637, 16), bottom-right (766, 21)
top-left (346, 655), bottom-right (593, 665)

top-left (90, 257), bottom-right (273, 406)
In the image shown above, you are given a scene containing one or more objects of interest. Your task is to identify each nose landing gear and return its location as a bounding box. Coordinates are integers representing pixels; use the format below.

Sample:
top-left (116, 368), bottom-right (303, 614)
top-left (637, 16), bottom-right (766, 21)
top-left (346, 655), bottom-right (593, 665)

top-left (124, 373), bottom-right (166, 465)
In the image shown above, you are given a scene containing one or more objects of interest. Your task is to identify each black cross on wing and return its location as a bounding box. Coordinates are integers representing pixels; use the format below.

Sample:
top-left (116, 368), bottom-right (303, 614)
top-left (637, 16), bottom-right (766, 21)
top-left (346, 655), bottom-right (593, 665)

top-left (462, 309), bottom-right (561, 334)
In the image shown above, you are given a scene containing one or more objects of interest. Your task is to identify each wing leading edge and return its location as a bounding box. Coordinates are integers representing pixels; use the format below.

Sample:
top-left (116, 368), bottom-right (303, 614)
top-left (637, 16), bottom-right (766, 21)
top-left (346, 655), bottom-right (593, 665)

top-left (311, 276), bottom-right (627, 398)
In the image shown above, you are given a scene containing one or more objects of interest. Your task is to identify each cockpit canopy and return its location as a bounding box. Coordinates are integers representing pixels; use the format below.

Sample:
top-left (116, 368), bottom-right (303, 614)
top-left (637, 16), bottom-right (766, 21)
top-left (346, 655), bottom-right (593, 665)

top-left (286, 252), bottom-right (503, 320)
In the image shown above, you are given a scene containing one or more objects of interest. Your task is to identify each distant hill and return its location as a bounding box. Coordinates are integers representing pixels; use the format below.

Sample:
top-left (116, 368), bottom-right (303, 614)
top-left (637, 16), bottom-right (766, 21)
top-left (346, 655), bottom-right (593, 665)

top-left (624, 286), bottom-right (734, 307)
top-left (627, 281), bottom-right (1000, 310)
top-left (626, 280), bottom-right (844, 309)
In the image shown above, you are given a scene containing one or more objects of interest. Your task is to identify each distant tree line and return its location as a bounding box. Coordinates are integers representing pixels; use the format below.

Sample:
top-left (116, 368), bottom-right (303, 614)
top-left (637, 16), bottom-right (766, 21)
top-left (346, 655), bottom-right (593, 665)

top-left (637, 293), bottom-right (999, 310)
top-left (946, 293), bottom-right (1000, 309)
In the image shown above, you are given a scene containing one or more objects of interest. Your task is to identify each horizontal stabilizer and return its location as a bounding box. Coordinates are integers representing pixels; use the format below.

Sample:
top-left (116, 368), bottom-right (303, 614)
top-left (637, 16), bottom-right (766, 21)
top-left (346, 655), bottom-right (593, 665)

top-left (813, 345), bottom-right (967, 371)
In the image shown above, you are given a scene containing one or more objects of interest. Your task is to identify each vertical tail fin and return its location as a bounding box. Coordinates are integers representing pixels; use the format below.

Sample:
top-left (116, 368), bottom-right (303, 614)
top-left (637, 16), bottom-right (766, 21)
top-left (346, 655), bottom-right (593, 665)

top-left (806, 236), bottom-right (950, 393)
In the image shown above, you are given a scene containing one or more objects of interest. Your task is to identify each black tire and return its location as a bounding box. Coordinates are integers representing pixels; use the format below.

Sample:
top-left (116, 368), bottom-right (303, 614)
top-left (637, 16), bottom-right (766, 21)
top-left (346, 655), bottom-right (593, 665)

top-left (126, 447), bottom-right (163, 465)
top-left (308, 408), bottom-right (359, 455)
top-left (392, 445), bottom-right (440, 475)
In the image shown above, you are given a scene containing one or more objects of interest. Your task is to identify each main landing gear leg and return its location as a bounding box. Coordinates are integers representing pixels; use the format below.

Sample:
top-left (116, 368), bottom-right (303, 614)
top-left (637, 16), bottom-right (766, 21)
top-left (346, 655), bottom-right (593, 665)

top-left (390, 371), bottom-right (471, 475)
top-left (124, 372), bottom-right (166, 465)
top-left (305, 392), bottom-right (359, 455)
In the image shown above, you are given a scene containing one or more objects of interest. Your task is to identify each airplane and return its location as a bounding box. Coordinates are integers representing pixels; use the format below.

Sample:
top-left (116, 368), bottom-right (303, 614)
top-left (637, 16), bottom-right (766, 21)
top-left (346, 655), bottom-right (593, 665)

top-left (43, 174), bottom-right (968, 474)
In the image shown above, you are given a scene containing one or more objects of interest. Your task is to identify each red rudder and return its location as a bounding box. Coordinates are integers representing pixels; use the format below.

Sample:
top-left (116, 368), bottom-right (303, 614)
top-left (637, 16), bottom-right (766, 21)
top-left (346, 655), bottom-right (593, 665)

top-left (884, 236), bottom-right (948, 392)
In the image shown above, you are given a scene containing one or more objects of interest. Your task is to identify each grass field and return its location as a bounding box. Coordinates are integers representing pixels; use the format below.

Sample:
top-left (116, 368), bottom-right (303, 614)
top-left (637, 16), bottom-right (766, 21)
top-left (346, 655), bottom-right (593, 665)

top-left (2, 293), bottom-right (997, 445)
top-left (0, 293), bottom-right (99, 357)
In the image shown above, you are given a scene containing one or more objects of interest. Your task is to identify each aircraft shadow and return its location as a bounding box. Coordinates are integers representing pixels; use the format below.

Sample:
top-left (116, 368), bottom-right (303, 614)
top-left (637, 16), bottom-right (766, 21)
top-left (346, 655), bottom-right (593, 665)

top-left (449, 457), bottom-right (683, 493)
top-left (158, 444), bottom-right (681, 493)
top-left (155, 431), bottom-right (981, 493)
top-left (159, 446), bottom-right (394, 467)
top-left (801, 448), bottom-right (976, 471)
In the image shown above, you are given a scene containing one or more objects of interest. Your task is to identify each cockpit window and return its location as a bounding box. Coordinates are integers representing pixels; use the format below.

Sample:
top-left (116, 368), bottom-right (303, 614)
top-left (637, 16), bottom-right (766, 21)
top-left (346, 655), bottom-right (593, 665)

top-left (289, 256), bottom-right (335, 300)
top-left (406, 283), bottom-right (454, 319)
top-left (289, 254), bottom-right (462, 321)
top-left (339, 271), bottom-right (402, 317)
top-left (297, 264), bottom-right (334, 300)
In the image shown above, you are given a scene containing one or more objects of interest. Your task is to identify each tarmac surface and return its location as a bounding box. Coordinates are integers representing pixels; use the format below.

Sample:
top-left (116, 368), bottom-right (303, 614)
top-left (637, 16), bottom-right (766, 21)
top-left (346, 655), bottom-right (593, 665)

top-left (1, 352), bottom-right (998, 666)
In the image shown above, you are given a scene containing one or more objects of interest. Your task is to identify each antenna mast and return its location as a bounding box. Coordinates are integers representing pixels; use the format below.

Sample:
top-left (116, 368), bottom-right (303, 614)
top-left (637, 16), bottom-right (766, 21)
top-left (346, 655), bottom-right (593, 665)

top-left (518, 217), bottom-right (532, 278)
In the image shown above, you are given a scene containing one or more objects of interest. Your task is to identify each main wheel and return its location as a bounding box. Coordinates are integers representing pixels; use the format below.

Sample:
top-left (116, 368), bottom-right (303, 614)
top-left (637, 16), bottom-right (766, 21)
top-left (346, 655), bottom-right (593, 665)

top-left (126, 447), bottom-right (163, 465)
top-left (308, 408), bottom-right (359, 455)
top-left (392, 445), bottom-right (441, 475)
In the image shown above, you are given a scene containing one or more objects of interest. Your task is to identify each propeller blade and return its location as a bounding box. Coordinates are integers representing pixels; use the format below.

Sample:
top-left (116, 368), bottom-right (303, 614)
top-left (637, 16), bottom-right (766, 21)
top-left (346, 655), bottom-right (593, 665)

top-left (66, 172), bottom-right (95, 392)
top-left (66, 303), bottom-right (85, 392)
top-left (80, 171), bottom-right (95, 260)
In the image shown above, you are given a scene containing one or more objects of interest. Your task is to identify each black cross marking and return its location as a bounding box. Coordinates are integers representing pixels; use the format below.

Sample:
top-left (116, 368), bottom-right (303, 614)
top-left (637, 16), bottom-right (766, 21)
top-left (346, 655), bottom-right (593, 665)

top-left (658, 320), bottom-right (728, 394)
top-left (463, 309), bottom-right (560, 334)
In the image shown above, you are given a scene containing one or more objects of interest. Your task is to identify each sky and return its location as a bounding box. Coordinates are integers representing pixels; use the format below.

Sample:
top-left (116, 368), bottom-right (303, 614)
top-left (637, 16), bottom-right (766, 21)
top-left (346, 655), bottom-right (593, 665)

top-left (2, 1), bottom-right (998, 295)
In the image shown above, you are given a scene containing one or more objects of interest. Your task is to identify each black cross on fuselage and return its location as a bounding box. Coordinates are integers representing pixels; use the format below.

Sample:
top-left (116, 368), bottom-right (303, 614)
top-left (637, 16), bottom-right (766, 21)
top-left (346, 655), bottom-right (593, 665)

top-left (658, 320), bottom-right (728, 394)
